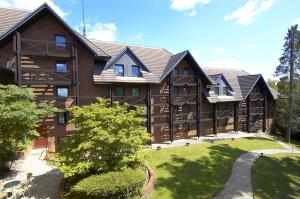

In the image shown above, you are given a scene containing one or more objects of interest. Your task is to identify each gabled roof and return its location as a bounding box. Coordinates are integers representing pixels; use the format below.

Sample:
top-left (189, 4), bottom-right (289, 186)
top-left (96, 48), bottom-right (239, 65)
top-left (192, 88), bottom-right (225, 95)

top-left (204, 68), bottom-right (279, 101)
top-left (0, 4), bottom-right (109, 59)
top-left (159, 50), bottom-right (211, 84)
top-left (104, 47), bottom-right (150, 72)
top-left (208, 73), bottom-right (233, 91)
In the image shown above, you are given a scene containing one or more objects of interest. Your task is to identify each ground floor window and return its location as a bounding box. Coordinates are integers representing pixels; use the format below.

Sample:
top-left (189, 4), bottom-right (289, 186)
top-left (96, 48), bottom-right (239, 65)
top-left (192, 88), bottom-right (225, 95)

top-left (115, 86), bottom-right (125, 96)
top-left (132, 87), bottom-right (140, 96)
top-left (57, 111), bottom-right (69, 124)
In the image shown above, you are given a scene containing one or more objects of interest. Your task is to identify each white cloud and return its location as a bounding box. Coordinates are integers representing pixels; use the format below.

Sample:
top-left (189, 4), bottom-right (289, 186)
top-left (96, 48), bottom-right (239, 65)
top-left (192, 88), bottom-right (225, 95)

top-left (206, 59), bottom-right (241, 68)
top-left (170, 0), bottom-right (211, 16)
top-left (292, 18), bottom-right (300, 25)
top-left (130, 33), bottom-right (143, 41)
top-left (75, 22), bottom-right (117, 42)
top-left (0, 0), bottom-right (67, 18)
top-left (214, 48), bottom-right (224, 54)
top-left (241, 45), bottom-right (256, 49)
top-left (224, 0), bottom-right (275, 25)
top-left (191, 50), bottom-right (201, 62)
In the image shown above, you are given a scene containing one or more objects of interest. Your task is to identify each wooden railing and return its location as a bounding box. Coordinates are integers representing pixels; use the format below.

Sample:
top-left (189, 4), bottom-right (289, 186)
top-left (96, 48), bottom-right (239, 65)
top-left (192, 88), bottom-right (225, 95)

top-left (173, 94), bottom-right (196, 103)
top-left (21, 68), bottom-right (72, 85)
top-left (217, 110), bottom-right (234, 119)
top-left (172, 75), bottom-right (196, 84)
top-left (21, 39), bottom-right (72, 57)
top-left (250, 92), bottom-right (264, 101)
top-left (152, 114), bottom-right (169, 124)
top-left (250, 107), bottom-right (264, 115)
top-left (174, 112), bottom-right (196, 121)
top-left (36, 96), bottom-right (74, 108)
top-left (113, 96), bottom-right (146, 105)
top-left (152, 95), bottom-right (169, 105)
top-left (200, 111), bottom-right (213, 121)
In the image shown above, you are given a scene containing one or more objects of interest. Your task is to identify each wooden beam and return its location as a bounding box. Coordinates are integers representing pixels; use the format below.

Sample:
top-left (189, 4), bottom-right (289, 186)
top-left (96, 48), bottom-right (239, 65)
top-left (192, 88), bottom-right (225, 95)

top-left (72, 37), bottom-right (79, 105)
top-left (147, 84), bottom-right (152, 134)
top-left (234, 102), bottom-right (239, 132)
top-left (168, 75), bottom-right (174, 142)
top-left (263, 90), bottom-right (267, 132)
top-left (213, 103), bottom-right (217, 135)
top-left (16, 32), bottom-right (21, 86)
top-left (109, 84), bottom-right (113, 107)
top-left (196, 75), bottom-right (201, 137)
top-left (247, 96), bottom-right (251, 132)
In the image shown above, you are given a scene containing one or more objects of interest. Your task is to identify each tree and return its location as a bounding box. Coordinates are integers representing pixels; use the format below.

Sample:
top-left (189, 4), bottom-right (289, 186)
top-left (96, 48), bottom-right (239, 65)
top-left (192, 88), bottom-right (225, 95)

top-left (58, 98), bottom-right (150, 177)
top-left (267, 79), bottom-right (277, 90)
top-left (275, 25), bottom-right (300, 142)
top-left (0, 85), bottom-right (57, 170)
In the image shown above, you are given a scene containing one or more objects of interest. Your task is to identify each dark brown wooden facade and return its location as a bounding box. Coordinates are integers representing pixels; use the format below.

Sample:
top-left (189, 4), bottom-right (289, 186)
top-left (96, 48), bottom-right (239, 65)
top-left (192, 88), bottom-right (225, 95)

top-left (0, 4), bottom-right (278, 151)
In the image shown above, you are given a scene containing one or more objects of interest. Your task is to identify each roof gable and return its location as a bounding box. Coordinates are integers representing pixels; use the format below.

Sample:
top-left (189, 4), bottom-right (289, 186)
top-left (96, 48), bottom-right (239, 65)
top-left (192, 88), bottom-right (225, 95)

top-left (159, 50), bottom-right (211, 84)
top-left (104, 47), bottom-right (150, 72)
top-left (0, 3), bottom-right (109, 59)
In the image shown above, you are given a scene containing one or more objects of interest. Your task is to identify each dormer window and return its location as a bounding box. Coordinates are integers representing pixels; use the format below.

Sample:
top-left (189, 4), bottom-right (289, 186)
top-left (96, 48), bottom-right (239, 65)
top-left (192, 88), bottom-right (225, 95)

top-left (115, 65), bottom-right (124, 76)
top-left (132, 65), bottom-right (140, 77)
top-left (222, 87), bottom-right (229, 95)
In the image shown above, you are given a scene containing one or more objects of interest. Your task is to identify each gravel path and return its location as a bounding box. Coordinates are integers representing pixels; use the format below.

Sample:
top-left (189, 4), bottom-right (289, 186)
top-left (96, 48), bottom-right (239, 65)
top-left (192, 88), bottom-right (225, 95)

top-left (214, 142), bottom-right (300, 199)
top-left (3, 148), bottom-right (63, 199)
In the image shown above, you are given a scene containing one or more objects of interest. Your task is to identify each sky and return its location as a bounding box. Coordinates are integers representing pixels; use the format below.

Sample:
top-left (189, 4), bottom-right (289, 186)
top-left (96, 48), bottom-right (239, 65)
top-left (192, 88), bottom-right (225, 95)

top-left (0, 0), bottom-right (299, 80)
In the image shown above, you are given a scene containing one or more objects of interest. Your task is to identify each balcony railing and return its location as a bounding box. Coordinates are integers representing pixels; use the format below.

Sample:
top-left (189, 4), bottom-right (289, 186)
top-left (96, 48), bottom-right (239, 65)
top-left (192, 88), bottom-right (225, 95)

top-left (36, 96), bottom-right (74, 108)
top-left (250, 107), bottom-right (264, 115)
top-left (21, 39), bottom-right (72, 57)
top-left (21, 68), bottom-right (72, 85)
top-left (172, 75), bottom-right (196, 85)
top-left (152, 114), bottom-right (169, 124)
top-left (152, 95), bottom-right (169, 105)
top-left (217, 110), bottom-right (234, 119)
top-left (113, 96), bottom-right (146, 105)
top-left (173, 94), bottom-right (196, 104)
top-left (174, 112), bottom-right (196, 121)
top-left (250, 92), bottom-right (264, 101)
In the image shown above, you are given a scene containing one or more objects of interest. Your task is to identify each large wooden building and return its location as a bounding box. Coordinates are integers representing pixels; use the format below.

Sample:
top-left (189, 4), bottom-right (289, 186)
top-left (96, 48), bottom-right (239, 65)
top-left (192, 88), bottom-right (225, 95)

top-left (0, 4), bottom-right (279, 151)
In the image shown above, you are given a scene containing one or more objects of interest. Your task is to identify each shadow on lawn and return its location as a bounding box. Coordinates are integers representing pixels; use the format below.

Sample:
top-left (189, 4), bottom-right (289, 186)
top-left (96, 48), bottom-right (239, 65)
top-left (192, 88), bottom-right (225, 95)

top-left (252, 154), bottom-right (300, 199)
top-left (154, 143), bottom-right (246, 199)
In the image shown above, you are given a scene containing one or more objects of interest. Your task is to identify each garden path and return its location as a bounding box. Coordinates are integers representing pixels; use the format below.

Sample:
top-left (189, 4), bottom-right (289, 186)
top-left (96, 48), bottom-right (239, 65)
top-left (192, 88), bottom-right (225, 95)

top-left (214, 141), bottom-right (300, 199)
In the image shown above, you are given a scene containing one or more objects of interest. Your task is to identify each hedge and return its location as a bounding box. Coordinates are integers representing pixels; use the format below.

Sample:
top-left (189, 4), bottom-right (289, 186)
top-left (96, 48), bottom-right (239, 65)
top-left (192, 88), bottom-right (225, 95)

top-left (69, 168), bottom-right (147, 199)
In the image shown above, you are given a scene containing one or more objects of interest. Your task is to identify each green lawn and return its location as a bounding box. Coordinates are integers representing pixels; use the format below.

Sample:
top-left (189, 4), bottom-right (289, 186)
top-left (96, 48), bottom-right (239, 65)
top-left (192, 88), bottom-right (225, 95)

top-left (289, 140), bottom-right (300, 151)
top-left (252, 153), bottom-right (300, 199)
top-left (145, 137), bottom-right (283, 199)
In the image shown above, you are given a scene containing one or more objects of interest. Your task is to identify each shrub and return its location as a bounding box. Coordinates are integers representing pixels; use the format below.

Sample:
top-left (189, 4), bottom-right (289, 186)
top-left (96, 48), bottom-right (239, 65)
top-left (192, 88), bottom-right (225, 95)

top-left (69, 168), bottom-right (147, 199)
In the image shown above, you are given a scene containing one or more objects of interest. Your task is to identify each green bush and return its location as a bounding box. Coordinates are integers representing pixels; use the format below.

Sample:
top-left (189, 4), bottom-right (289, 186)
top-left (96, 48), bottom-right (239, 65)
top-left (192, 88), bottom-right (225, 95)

top-left (69, 168), bottom-right (147, 199)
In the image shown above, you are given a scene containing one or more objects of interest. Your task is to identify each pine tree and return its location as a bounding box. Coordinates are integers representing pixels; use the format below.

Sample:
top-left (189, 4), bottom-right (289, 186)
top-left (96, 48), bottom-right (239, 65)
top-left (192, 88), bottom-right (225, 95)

top-left (275, 25), bottom-right (300, 142)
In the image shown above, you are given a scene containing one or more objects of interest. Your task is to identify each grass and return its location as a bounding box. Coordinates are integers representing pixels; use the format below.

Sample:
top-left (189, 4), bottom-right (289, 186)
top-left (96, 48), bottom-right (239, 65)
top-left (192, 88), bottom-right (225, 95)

top-left (145, 137), bottom-right (283, 199)
top-left (252, 153), bottom-right (300, 199)
top-left (289, 140), bottom-right (300, 151)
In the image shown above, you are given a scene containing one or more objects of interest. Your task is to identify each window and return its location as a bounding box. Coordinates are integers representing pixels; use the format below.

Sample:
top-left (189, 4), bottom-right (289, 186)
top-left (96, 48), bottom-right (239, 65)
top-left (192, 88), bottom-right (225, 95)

top-left (56, 62), bottom-right (67, 73)
top-left (183, 86), bottom-right (189, 95)
top-left (57, 87), bottom-right (68, 97)
top-left (115, 65), bottom-right (124, 76)
top-left (184, 124), bottom-right (189, 132)
top-left (132, 87), bottom-right (140, 96)
top-left (173, 67), bottom-right (178, 75)
top-left (173, 105), bottom-right (179, 114)
top-left (212, 86), bottom-right (220, 95)
top-left (115, 86), bottom-right (124, 96)
top-left (55, 34), bottom-right (66, 48)
top-left (183, 104), bottom-right (189, 113)
top-left (183, 68), bottom-right (190, 76)
top-left (222, 87), bottom-right (229, 95)
top-left (57, 112), bottom-right (69, 124)
top-left (173, 87), bottom-right (178, 95)
top-left (132, 65), bottom-right (140, 77)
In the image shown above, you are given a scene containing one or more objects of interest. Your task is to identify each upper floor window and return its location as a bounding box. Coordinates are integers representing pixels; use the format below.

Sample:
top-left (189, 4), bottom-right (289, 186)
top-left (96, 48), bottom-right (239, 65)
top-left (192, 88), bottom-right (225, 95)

top-left (173, 105), bottom-right (179, 114)
top-left (57, 111), bottom-right (69, 124)
top-left (173, 67), bottom-right (178, 76)
top-left (132, 87), bottom-right (140, 96)
top-left (115, 86), bottom-right (125, 96)
top-left (132, 65), bottom-right (140, 77)
top-left (183, 68), bottom-right (190, 76)
top-left (183, 104), bottom-right (189, 113)
top-left (56, 62), bottom-right (67, 73)
top-left (115, 65), bottom-right (124, 76)
top-left (211, 86), bottom-right (220, 95)
top-left (57, 87), bottom-right (68, 97)
top-left (183, 86), bottom-right (189, 95)
top-left (55, 34), bottom-right (66, 48)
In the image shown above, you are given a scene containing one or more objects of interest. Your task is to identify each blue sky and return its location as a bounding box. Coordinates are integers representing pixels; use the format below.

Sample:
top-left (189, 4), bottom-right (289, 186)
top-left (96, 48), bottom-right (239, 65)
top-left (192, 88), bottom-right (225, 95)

top-left (1, 0), bottom-right (299, 79)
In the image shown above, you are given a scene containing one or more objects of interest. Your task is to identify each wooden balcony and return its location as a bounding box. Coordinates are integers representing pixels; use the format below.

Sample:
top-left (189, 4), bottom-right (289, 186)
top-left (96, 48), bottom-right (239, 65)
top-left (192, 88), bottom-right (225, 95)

top-left (217, 110), bottom-right (234, 119)
top-left (21, 39), bottom-right (72, 58)
top-left (36, 96), bottom-right (74, 108)
top-left (113, 95), bottom-right (146, 105)
top-left (152, 95), bottom-right (169, 105)
top-left (173, 94), bottom-right (196, 105)
top-left (172, 75), bottom-right (196, 86)
top-left (152, 114), bottom-right (169, 126)
top-left (21, 68), bottom-right (72, 85)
